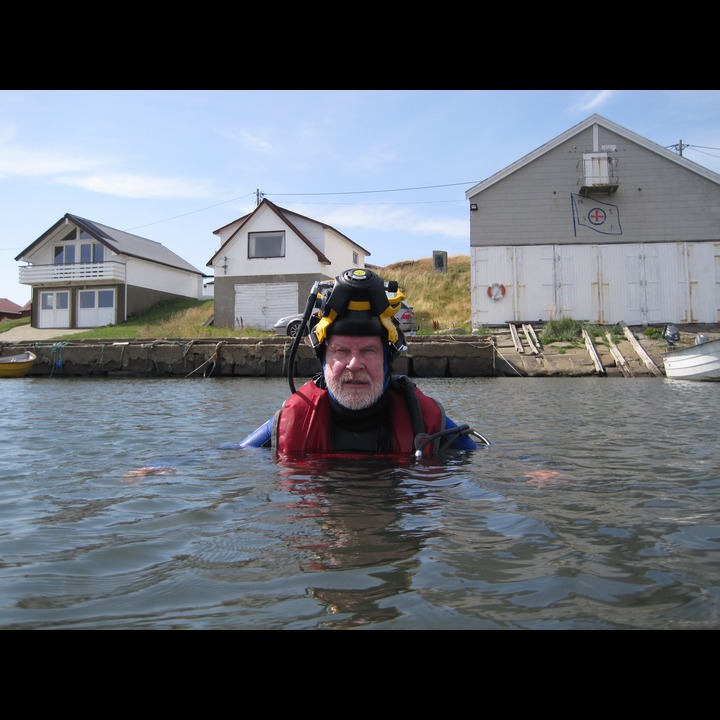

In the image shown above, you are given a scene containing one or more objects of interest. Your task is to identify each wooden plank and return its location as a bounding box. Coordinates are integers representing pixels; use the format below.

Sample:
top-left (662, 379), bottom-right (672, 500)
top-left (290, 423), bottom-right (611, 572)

top-left (508, 323), bottom-right (524, 352)
top-left (522, 324), bottom-right (540, 354)
top-left (524, 323), bottom-right (542, 350)
top-left (523, 324), bottom-right (540, 355)
top-left (605, 331), bottom-right (633, 377)
top-left (619, 321), bottom-right (663, 377)
top-left (581, 327), bottom-right (606, 375)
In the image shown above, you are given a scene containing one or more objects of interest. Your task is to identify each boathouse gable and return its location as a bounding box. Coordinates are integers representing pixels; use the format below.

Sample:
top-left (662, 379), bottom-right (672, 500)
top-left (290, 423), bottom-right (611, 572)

top-left (466, 114), bottom-right (720, 326)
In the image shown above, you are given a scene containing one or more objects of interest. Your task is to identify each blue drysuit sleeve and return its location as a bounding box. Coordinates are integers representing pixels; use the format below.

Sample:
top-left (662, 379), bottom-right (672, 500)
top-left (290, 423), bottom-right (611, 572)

top-left (218, 418), bottom-right (273, 449)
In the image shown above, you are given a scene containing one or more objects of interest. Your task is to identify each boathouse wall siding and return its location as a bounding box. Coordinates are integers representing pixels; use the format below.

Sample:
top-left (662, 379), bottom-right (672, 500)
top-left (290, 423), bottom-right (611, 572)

top-left (467, 116), bottom-right (720, 327)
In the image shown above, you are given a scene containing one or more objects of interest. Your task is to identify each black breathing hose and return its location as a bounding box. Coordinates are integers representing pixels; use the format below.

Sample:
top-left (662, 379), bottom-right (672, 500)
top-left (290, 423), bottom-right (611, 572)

top-left (287, 282), bottom-right (329, 394)
top-left (413, 424), bottom-right (491, 458)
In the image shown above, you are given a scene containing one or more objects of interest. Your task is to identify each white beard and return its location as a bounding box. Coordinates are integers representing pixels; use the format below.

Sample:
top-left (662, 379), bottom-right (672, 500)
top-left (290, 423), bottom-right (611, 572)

top-left (324, 369), bottom-right (384, 410)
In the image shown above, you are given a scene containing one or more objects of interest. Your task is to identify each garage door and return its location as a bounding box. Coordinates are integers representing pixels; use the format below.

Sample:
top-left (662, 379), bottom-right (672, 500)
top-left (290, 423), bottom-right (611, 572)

top-left (234, 282), bottom-right (298, 331)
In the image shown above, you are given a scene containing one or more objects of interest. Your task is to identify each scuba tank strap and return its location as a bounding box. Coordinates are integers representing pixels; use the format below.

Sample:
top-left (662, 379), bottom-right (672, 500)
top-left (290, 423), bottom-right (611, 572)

top-left (390, 374), bottom-right (426, 440)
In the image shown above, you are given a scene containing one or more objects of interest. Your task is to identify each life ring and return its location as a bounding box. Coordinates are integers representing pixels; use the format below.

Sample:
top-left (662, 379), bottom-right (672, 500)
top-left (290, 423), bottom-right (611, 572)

top-left (487, 283), bottom-right (506, 302)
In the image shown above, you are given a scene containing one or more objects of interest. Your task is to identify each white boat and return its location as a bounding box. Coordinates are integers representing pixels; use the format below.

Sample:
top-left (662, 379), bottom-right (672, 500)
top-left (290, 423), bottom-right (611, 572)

top-left (662, 336), bottom-right (720, 381)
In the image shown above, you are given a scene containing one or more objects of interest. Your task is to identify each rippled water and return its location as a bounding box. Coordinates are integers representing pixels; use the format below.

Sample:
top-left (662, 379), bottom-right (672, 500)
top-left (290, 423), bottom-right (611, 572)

top-left (1, 375), bottom-right (719, 629)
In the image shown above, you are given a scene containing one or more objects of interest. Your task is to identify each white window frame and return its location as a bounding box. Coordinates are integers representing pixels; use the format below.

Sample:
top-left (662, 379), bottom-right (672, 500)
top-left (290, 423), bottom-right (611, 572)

top-left (55, 228), bottom-right (104, 265)
top-left (248, 231), bottom-right (286, 259)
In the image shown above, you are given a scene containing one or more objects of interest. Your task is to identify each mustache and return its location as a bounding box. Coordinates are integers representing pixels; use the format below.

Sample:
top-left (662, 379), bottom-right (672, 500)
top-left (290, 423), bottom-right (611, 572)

top-left (340, 372), bottom-right (371, 383)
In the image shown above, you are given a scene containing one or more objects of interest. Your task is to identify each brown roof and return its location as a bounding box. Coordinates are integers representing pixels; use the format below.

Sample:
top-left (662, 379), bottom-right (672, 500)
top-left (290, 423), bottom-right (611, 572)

top-left (0, 298), bottom-right (23, 314)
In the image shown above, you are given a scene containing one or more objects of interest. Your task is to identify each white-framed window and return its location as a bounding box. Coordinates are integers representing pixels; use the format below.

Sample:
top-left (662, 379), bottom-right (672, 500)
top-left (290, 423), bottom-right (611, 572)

top-left (80, 242), bottom-right (104, 263)
top-left (55, 244), bottom-right (76, 264)
top-left (352, 252), bottom-right (358, 265)
top-left (54, 228), bottom-right (104, 264)
top-left (248, 231), bottom-right (285, 258)
top-left (41, 291), bottom-right (69, 311)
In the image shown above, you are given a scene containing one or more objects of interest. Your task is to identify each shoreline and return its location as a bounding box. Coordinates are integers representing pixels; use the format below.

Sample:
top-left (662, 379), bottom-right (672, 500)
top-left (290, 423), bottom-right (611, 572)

top-left (3, 325), bottom-right (714, 378)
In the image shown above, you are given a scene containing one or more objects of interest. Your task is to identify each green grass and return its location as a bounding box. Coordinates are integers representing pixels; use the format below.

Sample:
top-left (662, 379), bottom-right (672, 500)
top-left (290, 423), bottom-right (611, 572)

top-left (383, 255), bottom-right (473, 334)
top-left (1, 258), bottom-right (478, 341)
top-left (70, 299), bottom-right (268, 340)
top-left (643, 326), bottom-right (663, 340)
top-left (541, 317), bottom-right (623, 346)
top-left (0, 299), bottom-right (275, 341)
top-left (0, 317), bottom-right (31, 332)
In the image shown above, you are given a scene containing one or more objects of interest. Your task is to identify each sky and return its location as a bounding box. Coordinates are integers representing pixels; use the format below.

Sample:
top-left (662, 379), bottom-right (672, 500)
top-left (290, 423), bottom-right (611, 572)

top-left (2, 89), bottom-right (720, 307)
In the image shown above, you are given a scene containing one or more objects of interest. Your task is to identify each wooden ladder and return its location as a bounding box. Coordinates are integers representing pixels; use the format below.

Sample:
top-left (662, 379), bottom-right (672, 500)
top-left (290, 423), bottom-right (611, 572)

top-left (508, 323), bottom-right (541, 354)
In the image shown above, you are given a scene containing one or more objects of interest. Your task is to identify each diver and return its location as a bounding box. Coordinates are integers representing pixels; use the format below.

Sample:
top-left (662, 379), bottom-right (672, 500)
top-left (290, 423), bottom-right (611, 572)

top-left (229, 268), bottom-right (489, 460)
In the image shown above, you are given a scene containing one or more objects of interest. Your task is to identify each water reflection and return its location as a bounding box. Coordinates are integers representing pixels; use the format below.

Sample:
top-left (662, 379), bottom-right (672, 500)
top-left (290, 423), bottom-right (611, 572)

top-left (275, 458), bottom-right (463, 628)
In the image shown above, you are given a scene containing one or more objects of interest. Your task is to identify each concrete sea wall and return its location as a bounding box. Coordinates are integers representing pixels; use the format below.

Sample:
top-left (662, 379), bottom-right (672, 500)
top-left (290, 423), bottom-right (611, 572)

top-left (0, 330), bottom-right (674, 379)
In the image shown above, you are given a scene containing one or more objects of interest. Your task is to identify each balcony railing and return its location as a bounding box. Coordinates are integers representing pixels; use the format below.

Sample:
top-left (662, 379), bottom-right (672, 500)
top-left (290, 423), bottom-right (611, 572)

top-left (18, 261), bottom-right (127, 285)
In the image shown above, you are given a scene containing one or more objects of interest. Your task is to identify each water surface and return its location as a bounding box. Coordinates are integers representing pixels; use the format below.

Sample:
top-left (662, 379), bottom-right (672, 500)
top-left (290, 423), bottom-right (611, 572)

top-left (1, 375), bottom-right (718, 629)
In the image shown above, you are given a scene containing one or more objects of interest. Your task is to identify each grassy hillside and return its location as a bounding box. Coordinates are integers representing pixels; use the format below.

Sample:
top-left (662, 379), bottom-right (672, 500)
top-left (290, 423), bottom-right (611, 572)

top-left (0, 256), bottom-right (473, 340)
top-left (379, 254), bottom-right (472, 332)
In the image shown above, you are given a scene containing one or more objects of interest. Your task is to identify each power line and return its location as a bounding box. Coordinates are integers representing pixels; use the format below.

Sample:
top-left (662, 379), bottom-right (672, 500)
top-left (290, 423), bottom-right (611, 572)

top-left (666, 141), bottom-right (720, 160)
top-left (270, 199), bottom-right (463, 206)
top-left (111, 141), bottom-right (720, 234)
top-left (127, 182), bottom-right (481, 230)
top-left (685, 146), bottom-right (720, 161)
top-left (264, 181), bottom-right (481, 197)
top-left (125, 192), bottom-right (257, 231)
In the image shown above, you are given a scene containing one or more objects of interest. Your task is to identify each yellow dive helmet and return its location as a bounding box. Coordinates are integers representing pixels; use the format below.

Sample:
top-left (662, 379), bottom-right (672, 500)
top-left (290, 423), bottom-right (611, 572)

top-left (308, 268), bottom-right (407, 359)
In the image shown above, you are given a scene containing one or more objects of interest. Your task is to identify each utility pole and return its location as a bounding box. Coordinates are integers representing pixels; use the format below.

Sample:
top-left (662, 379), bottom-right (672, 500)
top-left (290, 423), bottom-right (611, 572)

top-left (256, 189), bottom-right (263, 206)
top-left (672, 140), bottom-right (687, 156)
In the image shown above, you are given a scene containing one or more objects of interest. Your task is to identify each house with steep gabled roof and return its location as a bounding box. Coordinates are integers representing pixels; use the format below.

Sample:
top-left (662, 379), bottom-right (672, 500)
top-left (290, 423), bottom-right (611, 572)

top-left (15, 213), bottom-right (207, 329)
top-left (207, 198), bottom-right (371, 330)
top-left (465, 114), bottom-right (720, 327)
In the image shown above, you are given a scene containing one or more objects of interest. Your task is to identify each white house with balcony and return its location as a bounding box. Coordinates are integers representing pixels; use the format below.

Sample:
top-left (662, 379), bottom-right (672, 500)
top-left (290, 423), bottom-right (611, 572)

top-left (15, 213), bottom-right (208, 329)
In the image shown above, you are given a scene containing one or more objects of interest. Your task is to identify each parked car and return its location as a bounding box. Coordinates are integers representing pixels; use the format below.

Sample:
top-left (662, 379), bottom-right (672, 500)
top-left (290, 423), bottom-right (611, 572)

top-left (273, 300), bottom-right (419, 338)
top-left (395, 300), bottom-right (419, 335)
top-left (272, 313), bottom-right (306, 338)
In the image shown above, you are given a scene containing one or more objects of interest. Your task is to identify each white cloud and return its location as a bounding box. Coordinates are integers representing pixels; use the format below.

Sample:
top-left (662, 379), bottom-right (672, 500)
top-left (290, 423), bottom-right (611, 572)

top-left (222, 129), bottom-right (276, 154)
top-left (0, 145), bottom-right (104, 178)
top-left (55, 173), bottom-right (215, 199)
top-left (0, 137), bottom-right (215, 200)
top-left (572, 90), bottom-right (616, 113)
top-left (301, 203), bottom-right (468, 241)
top-left (413, 215), bottom-right (468, 238)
